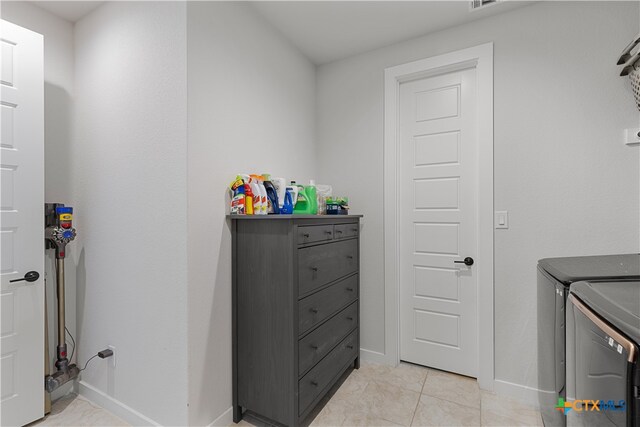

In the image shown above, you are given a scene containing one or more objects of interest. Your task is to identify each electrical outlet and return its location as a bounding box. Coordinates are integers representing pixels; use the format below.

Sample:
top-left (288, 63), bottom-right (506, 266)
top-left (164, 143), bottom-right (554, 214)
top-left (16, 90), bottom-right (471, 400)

top-left (108, 345), bottom-right (116, 368)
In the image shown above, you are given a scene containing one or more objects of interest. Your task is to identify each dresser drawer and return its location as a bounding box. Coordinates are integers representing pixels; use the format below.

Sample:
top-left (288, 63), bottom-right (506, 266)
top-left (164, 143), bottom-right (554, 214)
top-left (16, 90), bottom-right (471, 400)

top-left (299, 302), bottom-right (358, 376)
top-left (298, 274), bottom-right (358, 335)
top-left (298, 330), bottom-right (358, 416)
top-left (297, 224), bottom-right (334, 245)
top-left (333, 223), bottom-right (359, 240)
top-left (298, 239), bottom-right (358, 296)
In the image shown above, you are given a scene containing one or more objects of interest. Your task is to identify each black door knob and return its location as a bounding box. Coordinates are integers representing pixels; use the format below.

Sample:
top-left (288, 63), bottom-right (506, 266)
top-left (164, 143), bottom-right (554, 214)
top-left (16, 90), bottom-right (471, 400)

top-left (10, 271), bottom-right (40, 283)
top-left (454, 257), bottom-right (474, 266)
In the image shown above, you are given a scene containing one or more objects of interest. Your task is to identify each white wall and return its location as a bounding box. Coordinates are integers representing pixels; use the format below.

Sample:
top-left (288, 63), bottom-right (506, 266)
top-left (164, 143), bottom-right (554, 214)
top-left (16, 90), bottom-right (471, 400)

top-left (186, 2), bottom-right (316, 424)
top-left (73, 2), bottom-right (188, 424)
top-left (316, 1), bottom-right (640, 394)
top-left (1, 1), bottom-right (77, 400)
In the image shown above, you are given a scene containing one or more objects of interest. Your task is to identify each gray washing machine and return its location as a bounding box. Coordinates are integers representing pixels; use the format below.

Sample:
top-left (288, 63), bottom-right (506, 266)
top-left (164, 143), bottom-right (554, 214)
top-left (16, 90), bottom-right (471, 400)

top-left (568, 280), bottom-right (639, 426)
top-left (537, 254), bottom-right (640, 426)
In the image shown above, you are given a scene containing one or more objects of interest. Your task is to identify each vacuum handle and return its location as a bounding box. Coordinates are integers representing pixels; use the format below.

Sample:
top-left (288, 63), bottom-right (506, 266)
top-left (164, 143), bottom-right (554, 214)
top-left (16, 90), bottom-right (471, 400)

top-left (10, 271), bottom-right (40, 283)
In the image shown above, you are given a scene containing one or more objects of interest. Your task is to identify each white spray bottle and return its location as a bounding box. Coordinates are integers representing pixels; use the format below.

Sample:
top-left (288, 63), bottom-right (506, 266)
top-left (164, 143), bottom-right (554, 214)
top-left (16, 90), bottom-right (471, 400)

top-left (247, 175), bottom-right (263, 215)
top-left (256, 175), bottom-right (268, 215)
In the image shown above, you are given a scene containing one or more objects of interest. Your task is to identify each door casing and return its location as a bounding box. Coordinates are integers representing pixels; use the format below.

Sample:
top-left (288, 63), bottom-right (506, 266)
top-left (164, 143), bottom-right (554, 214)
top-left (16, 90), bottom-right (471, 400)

top-left (383, 43), bottom-right (494, 390)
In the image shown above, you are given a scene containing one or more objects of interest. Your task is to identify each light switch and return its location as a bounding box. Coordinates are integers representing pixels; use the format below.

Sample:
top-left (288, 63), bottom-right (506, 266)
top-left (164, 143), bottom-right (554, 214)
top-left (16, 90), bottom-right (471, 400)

top-left (495, 211), bottom-right (509, 229)
top-left (624, 128), bottom-right (640, 146)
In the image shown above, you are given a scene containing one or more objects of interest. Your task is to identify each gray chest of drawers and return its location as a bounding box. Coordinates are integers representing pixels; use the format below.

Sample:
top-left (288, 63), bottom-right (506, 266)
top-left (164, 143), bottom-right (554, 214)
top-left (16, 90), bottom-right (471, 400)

top-left (230, 215), bottom-right (361, 426)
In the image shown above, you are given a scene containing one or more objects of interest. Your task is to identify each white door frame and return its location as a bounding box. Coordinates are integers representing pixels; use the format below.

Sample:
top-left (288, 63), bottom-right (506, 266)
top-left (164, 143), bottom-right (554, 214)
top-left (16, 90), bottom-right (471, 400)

top-left (383, 43), bottom-right (494, 390)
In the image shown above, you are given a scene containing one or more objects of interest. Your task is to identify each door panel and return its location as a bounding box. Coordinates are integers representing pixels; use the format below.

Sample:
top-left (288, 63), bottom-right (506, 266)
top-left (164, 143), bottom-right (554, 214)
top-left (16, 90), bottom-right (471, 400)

top-left (400, 69), bottom-right (478, 377)
top-left (0, 20), bottom-right (45, 427)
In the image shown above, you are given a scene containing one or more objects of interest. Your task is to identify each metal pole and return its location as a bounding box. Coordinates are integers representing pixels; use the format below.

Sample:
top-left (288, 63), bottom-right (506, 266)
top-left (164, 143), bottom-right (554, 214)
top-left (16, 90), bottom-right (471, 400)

top-left (44, 284), bottom-right (51, 414)
top-left (56, 258), bottom-right (65, 348)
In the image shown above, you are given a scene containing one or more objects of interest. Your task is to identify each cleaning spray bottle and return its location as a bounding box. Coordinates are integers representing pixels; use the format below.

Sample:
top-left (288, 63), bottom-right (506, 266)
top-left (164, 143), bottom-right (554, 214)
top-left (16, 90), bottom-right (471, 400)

top-left (248, 175), bottom-right (262, 215)
top-left (256, 175), bottom-right (268, 215)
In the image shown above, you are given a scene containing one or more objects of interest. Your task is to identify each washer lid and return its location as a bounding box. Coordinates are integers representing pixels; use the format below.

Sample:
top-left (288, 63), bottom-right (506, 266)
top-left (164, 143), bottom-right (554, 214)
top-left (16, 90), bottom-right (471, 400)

top-left (538, 254), bottom-right (640, 284)
top-left (570, 280), bottom-right (640, 345)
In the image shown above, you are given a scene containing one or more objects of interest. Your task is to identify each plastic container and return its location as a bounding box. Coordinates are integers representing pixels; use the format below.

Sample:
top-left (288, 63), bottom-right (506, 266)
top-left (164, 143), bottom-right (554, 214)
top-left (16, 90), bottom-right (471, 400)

top-left (249, 177), bottom-right (262, 215)
top-left (229, 177), bottom-right (246, 215)
top-left (253, 175), bottom-right (268, 215)
top-left (316, 185), bottom-right (332, 215)
top-left (326, 197), bottom-right (349, 215)
top-left (293, 185), bottom-right (311, 214)
top-left (281, 189), bottom-right (294, 214)
top-left (263, 180), bottom-right (280, 214)
top-left (286, 181), bottom-right (299, 208)
top-left (271, 177), bottom-right (287, 209)
top-left (306, 181), bottom-right (318, 215)
top-left (244, 183), bottom-right (254, 215)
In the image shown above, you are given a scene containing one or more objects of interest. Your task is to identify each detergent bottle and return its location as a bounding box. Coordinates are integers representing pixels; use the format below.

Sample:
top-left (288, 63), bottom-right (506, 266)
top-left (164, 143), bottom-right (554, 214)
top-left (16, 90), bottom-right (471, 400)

top-left (262, 179), bottom-right (280, 214)
top-left (307, 180), bottom-right (318, 215)
top-left (286, 181), bottom-right (299, 208)
top-left (281, 188), bottom-right (294, 214)
top-left (271, 177), bottom-right (287, 209)
top-left (293, 184), bottom-right (311, 214)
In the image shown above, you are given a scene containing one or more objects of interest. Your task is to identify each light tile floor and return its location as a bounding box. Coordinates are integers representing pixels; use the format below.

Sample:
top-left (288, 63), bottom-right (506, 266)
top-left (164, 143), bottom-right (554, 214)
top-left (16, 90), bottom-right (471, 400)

top-left (26, 362), bottom-right (543, 426)
top-left (239, 361), bottom-right (543, 427)
top-left (27, 393), bottom-right (128, 427)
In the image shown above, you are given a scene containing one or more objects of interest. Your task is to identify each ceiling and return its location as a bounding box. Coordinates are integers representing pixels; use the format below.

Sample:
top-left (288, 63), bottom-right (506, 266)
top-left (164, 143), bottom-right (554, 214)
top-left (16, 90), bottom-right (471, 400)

top-left (250, 1), bottom-right (531, 64)
top-left (31, 1), bottom-right (104, 23)
top-left (29, 1), bottom-right (531, 65)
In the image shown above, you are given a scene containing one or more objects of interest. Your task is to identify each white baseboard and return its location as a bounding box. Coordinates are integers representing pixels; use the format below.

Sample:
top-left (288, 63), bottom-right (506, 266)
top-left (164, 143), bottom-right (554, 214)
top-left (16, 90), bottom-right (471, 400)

top-left (359, 348), bottom-right (393, 365)
top-left (208, 407), bottom-right (233, 427)
top-left (78, 380), bottom-right (161, 426)
top-left (493, 379), bottom-right (541, 409)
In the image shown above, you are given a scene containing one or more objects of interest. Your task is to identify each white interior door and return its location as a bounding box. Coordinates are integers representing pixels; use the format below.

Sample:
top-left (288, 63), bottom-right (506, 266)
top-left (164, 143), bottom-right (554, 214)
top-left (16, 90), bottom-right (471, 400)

top-left (399, 68), bottom-right (479, 377)
top-left (1, 20), bottom-right (45, 427)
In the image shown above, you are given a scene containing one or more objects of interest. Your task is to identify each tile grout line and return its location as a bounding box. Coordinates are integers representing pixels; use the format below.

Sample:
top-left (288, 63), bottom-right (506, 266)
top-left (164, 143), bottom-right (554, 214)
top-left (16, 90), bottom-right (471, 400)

top-left (420, 373), bottom-right (482, 411)
top-left (479, 389), bottom-right (483, 426)
top-left (408, 370), bottom-right (429, 426)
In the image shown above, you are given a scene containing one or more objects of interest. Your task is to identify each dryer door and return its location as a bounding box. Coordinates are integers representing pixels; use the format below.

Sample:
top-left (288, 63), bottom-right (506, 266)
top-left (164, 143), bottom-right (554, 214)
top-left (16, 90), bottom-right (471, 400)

top-left (569, 294), bottom-right (635, 426)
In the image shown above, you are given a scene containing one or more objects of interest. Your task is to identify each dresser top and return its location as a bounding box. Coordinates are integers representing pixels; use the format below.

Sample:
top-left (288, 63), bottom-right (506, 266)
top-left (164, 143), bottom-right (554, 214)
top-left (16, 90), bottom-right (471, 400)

top-left (227, 214), bottom-right (363, 220)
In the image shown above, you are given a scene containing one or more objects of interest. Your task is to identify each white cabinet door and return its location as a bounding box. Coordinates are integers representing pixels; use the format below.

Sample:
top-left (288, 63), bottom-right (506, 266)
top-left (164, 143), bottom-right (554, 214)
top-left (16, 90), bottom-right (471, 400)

top-left (1, 19), bottom-right (45, 427)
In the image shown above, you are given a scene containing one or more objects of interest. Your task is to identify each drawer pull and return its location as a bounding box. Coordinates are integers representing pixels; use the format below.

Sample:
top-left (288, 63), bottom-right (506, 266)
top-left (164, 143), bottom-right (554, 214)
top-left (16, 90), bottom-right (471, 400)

top-left (347, 317), bottom-right (354, 321)
top-left (346, 287), bottom-right (354, 292)
top-left (347, 345), bottom-right (354, 349)
top-left (346, 255), bottom-right (353, 259)
top-left (302, 233), bottom-right (310, 238)
top-left (335, 230), bottom-right (343, 234)
top-left (311, 380), bottom-right (319, 386)
top-left (310, 344), bottom-right (318, 350)
top-left (311, 267), bottom-right (319, 272)
top-left (351, 228), bottom-right (358, 232)
top-left (324, 231), bottom-right (332, 235)
top-left (310, 308), bottom-right (319, 314)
